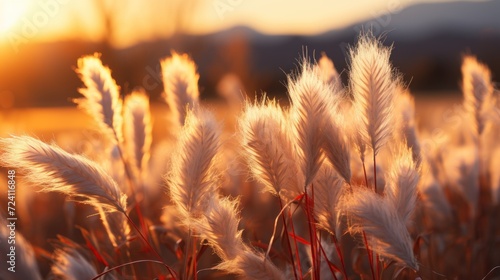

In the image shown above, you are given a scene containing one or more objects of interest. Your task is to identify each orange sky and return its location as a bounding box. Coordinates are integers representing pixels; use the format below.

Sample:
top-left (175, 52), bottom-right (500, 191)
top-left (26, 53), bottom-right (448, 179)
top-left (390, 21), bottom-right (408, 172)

top-left (0, 0), bottom-right (486, 48)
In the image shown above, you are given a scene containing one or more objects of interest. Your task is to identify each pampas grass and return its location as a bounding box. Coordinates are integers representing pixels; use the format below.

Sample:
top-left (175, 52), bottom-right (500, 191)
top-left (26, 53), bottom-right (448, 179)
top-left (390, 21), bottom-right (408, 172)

top-left (123, 90), bottom-right (152, 175)
top-left (322, 108), bottom-right (352, 183)
top-left (288, 58), bottom-right (334, 188)
top-left (194, 195), bottom-right (285, 280)
top-left (350, 34), bottom-right (396, 158)
top-left (462, 55), bottom-right (495, 137)
top-left (1, 33), bottom-right (499, 280)
top-left (0, 215), bottom-right (42, 280)
top-left (312, 164), bottom-right (345, 236)
top-left (0, 136), bottom-right (127, 213)
top-left (167, 108), bottom-right (221, 226)
top-left (75, 54), bottom-right (123, 143)
top-left (239, 98), bottom-right (301, 199)
top-left (385, 144), bottom-right (420, 226)
top-left (50, 240), bottom-right (103, 280)
top-left (161, 52), bottom-right (200, 126)
top-left (342, 187), bottom-right (419, 271)
top-left (316, 53), bottom-right (341, 89)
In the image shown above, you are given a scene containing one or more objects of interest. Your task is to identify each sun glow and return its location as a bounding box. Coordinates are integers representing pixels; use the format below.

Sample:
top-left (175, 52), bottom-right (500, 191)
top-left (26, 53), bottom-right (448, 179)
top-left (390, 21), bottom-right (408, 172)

top-left (0, 1), bottom-right (30, 33)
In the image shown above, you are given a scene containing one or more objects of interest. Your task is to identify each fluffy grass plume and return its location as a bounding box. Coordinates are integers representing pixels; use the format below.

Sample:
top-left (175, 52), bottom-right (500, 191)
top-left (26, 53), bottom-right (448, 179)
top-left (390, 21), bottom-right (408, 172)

top-left (50, 245), bottom-right (101, 280)
top-left (443, 145), bottom-right (479, 217)
top-left (161, 52), bottom-right (200, 126)
top-left (195, 195), bottom-right (285, 280)
top-left (418, 168), bottom-right (452, 229)
top-left (322, 108), bottom-right (352, 183)
top-left (0, 215), bottom-right (42, 280)
top-left (343, 187), bottom-right (418, 271)
top-left (395, 88), bottom-right (421, 166)
top-left (316, 53), bottom-right (341, 88)
top-left (0, 136), bottom-right (127, 213)
top-left (123, 90), bottom-right (153, 175)
top-left (167, 108), bottom-right (221, 226)
top-left (350, 34), bottom-right (396, 157)
top-left (194, 195), bottom-right (244, 261)
top-left (75, 54), bottom-right (123, 142)
top-left (239, 98), bottom-right (301, 199)
top-left (385, 144), bottom-right (420, 226)
top-left (462, 55), bottom-right (495, 136)
top-left (288, 58), bottom-right (334, 188)
top-left (312, 164), bottom-right (345, 236)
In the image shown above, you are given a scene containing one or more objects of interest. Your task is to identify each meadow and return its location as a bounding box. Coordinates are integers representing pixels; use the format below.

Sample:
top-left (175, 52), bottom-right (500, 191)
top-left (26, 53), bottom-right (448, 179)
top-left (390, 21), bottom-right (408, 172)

top-left (1, 33), bottom-right (499, 279)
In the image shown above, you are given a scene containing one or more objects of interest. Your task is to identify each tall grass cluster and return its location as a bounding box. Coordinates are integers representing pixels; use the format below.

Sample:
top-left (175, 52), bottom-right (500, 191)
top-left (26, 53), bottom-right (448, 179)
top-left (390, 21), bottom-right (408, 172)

top-left (1, 34), bottom-right (500, 279)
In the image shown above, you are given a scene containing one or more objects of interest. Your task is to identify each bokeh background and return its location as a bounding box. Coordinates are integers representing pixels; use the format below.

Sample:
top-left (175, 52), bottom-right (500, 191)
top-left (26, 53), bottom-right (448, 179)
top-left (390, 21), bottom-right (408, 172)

top-left (0, 0), bottom-right (499, 132)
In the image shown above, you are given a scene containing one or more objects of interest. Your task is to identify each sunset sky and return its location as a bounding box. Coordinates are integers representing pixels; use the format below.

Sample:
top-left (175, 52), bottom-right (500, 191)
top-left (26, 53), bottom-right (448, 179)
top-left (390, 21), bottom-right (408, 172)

top-left (0, 0), bottom-right (488, 48)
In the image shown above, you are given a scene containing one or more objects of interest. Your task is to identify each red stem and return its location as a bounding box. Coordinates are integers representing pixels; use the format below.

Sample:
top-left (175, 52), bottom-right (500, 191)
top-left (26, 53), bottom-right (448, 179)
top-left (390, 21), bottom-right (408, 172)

top-left (373, 153), bottom-right (377, 194)
top-left (288, 204), bottom-right (304, 278)
top-left (91, 260), bottom-right (174, 280)
top-left (363, 231), bottom-right (376, 280)
top-left (125, 214), bottom-right (177, 279)
top-left (304, 189), bottom-right (319, 280)
top-left (362, 160), bottom-right (369, 188)
top-left (332, 235), bottom-right (349, 280)
top-left (279, 198), bottom-right (300, 280)
top-left (318, 236), bottom-right (338, 280)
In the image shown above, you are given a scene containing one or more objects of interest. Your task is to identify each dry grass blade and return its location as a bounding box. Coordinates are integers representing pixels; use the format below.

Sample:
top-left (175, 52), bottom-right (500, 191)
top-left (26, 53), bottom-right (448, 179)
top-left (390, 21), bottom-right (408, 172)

top-left (288, 58), bottom-right (334, 188)
top-left (75, 54), bottom-right (123, 142)
top-left (350, 34), bottom-right (396, 156)
top-left (0, 136), bottom-right (127, 213)
top-left (123, 89), bottom-right (152, 175)
top-left (343, 187), bottom-right (418, 271)
top-left (98, 206), bottom-right (131, 248)
top-left (167, 108), bottom-right (221, 226)
top-left (161, 52), bottom-right (200, 126)
top-left (239, 99), bottom-right (301, 199)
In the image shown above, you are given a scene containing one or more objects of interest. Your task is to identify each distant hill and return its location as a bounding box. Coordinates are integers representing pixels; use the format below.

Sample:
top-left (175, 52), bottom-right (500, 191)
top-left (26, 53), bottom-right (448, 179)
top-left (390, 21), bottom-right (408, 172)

top-left (1, 0), bottom-right (499, 107)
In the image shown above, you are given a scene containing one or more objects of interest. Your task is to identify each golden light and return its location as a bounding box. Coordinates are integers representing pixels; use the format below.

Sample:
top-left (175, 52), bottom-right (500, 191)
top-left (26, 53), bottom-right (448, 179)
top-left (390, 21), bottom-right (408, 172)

top-left (0, 0), bottom-right (30, 33)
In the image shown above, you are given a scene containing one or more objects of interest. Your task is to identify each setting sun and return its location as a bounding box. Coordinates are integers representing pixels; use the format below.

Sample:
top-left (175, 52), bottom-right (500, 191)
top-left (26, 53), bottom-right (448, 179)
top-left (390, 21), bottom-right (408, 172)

top-left (0, 1), bottom-right (29, 33)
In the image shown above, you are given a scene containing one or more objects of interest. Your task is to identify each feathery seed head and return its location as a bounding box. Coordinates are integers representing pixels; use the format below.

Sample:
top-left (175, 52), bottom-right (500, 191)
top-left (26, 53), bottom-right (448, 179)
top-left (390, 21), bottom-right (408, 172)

top-left (385, 143), bottom-right (420, 226)
top-left (462, 55), bottom-right (495, 136)
top-left (288, 58), bottom-right (335, 188)
top-left (194, 195), bottom-right (244, 261)
top-left (316, 53), bottom-right (341, 89)
top-left (350, 34), bottom-right (397, 156)
top-left (75, 53), bottom-right (123, 143)
top-left (0, 136), bottom-right (127, 213)
top-left (239, 99), bottom-right (302, 199)
top-left (51, 246), bottom-right (100, 280)
top-left (322, 109), bottom-right (352, 183)
top-left (161, 52), bottom-right (200, 126)
top-left (312, 164), bottom-right (345, 236)
top-left (167, 108), bottom-right (221, 226)
top-left (343, 187), bottom-right (419, 271)
top-left (123, 90), bottom-right (153, 174)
